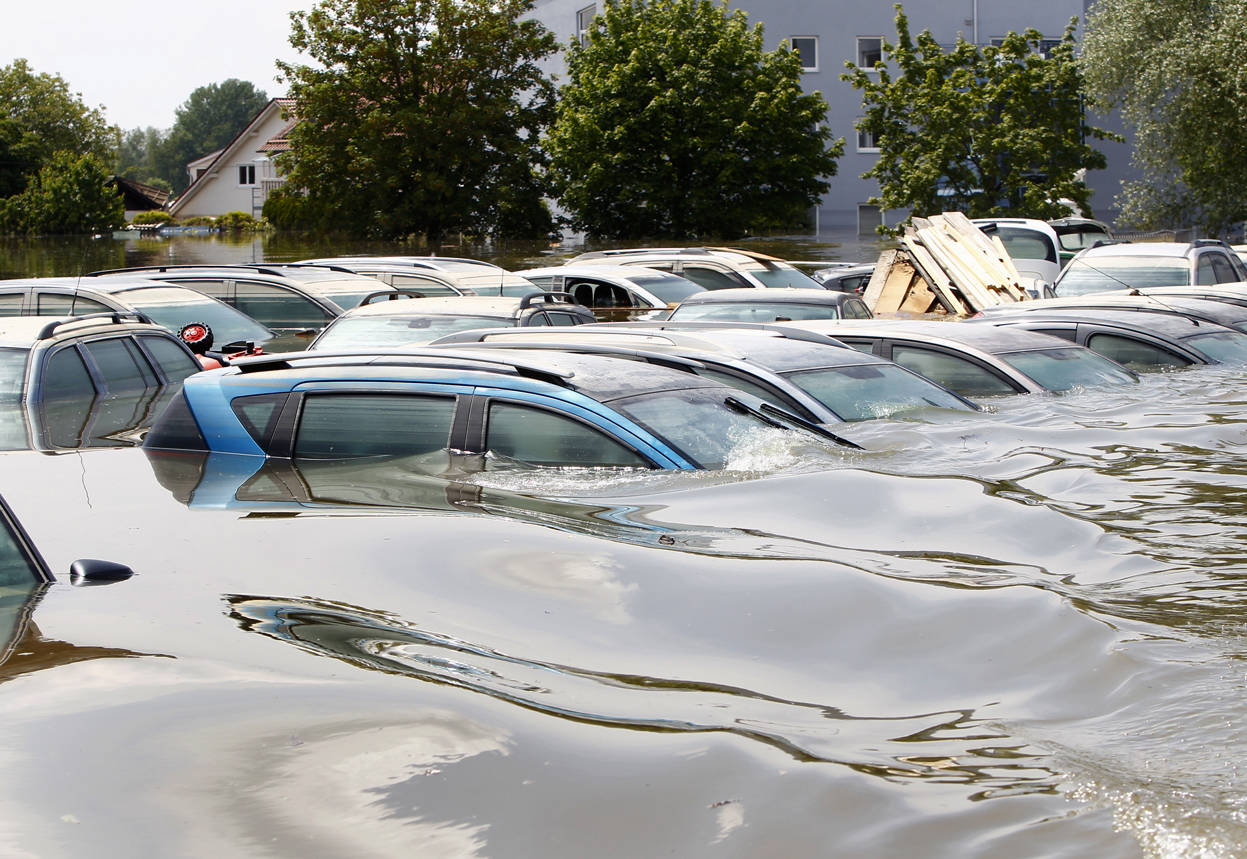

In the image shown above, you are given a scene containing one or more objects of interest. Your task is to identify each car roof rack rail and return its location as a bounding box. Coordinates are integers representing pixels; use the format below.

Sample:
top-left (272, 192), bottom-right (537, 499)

top-left (231, 347), bottom-right (577, 387)
top-left (37, 310), bottom-right (155, 339)
top-left (87, 263), bottom-right (295, 279)
top-left (443, 340), bottom-right (709, 373)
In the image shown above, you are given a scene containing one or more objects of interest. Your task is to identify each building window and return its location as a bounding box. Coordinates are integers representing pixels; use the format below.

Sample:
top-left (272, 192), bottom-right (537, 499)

top-left (856, 122), bottom-right (879, 153)
top-left (790, 36), bottom-right (818, 71)
top-left (856, 37), bottom-right (883, 69)
top-left (576, 4), bottom-right (596, 45)
top-left (238, 164), bottom-right (256, 185)
top-left (857, 204), bottom-right (883, 235)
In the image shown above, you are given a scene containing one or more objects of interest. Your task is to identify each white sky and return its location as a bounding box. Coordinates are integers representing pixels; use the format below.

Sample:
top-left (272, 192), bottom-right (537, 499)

top-left (0, 1), bottom-right (312, 130)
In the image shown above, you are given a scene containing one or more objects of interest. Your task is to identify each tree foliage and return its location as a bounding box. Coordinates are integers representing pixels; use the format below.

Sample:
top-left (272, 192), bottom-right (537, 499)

top-left (154, 79), bottom-right (269, 194)
top-left (844, 7), bottom-right (1113, 229)
top-left (547, 0), bottom-right (841, 238)
top-left (1082, 0), bottom-right (1247, 235)
top-left (0, 59), bottom-right (115, 199)
top-left (276, 0), bottom-right (558, 240)
top-left (1, 151), bottom-right (123, 235)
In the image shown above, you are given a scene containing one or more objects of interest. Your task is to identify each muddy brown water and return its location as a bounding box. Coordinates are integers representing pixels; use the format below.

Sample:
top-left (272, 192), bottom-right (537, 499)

top-left (1, 233), bottom-right (1245, 856)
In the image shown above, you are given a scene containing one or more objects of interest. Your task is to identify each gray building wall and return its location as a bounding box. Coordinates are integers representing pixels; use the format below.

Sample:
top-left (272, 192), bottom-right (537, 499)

top-left (529, 0), bottom-right (1135, 233)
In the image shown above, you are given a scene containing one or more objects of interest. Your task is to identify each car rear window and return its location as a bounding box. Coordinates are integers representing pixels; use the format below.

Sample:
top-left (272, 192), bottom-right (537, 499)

top-left (116, 287), bottom-right (274, 346)
top-left (137, 336), bottom-right (201, 383)
top-left (610, 388), bottom-right (783, 469)
top-left (142, 390), bottom-right (208, 450)
top-left (83, 338), bottom-right (157, 392)
top-left (1057, 258), bottom-right (1190, 294)
top-left (294, 393), bottom-right (456, 459)
top-left (485, 401), bottom-right (650, 467)
top-left (1183, 331), bottom-right (1247, 364)
top-left (784, 363), bottom-right (974, 420)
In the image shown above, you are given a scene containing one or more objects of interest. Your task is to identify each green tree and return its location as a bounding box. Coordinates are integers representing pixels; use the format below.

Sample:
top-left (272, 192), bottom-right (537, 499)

top-left (276, 0), bottom-right (558, 240)
top-left (0, 59), bottom-right (115, 199)
top-left (1082, 0), bottom-right (1247, 235)
top-left (117, 126), bottom-right (172, 192)
top-left (1, 151), bottom-right (123, 235)
top-left (844, 7), bottom-right (1113, 230)
top-left (547, 0), bottom-right (841, 238)
top-left (154, 79), bottom-right (269, 194)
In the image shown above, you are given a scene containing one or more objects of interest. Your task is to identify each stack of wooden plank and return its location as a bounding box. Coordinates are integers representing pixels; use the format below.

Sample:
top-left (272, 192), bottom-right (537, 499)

top-left (863, 212), bottom-right (1033, 316)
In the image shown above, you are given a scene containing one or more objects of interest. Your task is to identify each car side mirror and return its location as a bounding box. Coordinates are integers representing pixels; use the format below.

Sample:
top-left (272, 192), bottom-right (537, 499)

top-left (69, 558), bottom-right (135, 586)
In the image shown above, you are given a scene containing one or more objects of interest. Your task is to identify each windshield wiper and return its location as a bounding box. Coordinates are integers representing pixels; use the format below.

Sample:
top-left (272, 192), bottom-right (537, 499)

top-left (724, 396), bottom-right (863, 450)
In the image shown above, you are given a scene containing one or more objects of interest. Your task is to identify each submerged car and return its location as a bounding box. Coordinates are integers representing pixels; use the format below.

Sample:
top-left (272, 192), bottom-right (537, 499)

top-left (780, 319), bottom-right (1139, 397)
top-left (431, 324), bottom-right (977, 424)
top-left (143, 349), bottom-right (849, 469)
top-left (811, 263), bottom-right (876, 294)
top-left (666, 288), bottom-right (873, 323)
top-left (566, 247), bottom-right (826, 291)
top-left (1054, 241), bottom-right (1247, 296)
top-left (516, 265), bottom-right (705, 320)
top-left (970, 308), bottom-right (1247, 371)
top-left (975, 293), bottom-right (1247, 333)
top-left (300, 256), bottom-right (538, 297)
top-left (310, 293), bottom-right (595, 350)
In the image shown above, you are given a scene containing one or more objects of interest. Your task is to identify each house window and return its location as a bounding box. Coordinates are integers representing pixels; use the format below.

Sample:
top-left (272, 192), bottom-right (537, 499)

top-left (576, 4), bottom-right (596, 45)
top-left (856, 37), bottom-right (883, 69)
top-left (790, 36), bottom-right (818, 71)
top-left (857, 204), bottom-right (883, 235)
top-left (238, 164), bottom-right (256, 185)
top-left (856, 122), bottom-right (879, 153)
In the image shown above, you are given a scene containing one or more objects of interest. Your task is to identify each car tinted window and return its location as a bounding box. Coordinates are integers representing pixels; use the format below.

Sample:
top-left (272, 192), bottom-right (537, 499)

top-left (611, 388), bottom-right (782, 469)
top-left (626, 273), bottom-right (704, 303)
top-left (525, 312), bottom-right (552, 326)
top-left (546, 312), bottom-right (586, 326)
top-left (142, 390), bottom-right (207, 450)
top-left (739, 261), bottom-right (825, 289)
top-left (37, 293), bottom-right (112, 315)
top-left (0, 348), bottom-right (26, 397)
top-left (679, 265), bottom-right (748, 291)
top-left (1183, 331), bottom-right (1247, 363)
top-left (1082, 333), bottom-right (1190, 370)
top-left (43, 347), bottom-right (97, 398)
top-left (390, 274), bottom-right (460, 296)
top-left (294, 393), bottom-right (456, 459)
top-left (785, 363), bottom-right (973, 420)
top-left (0, 294), bottom-right (24, 317)
top-left (890, 345), bottom-right (1020, 397)
top-left (1001, 347), bottom-right (1137, 391)
top-left (485, 401), bottom-right (649, 467)
top-left (117, 287), bottom-right (273, 346)
top-left (136, 335), bottom-right (200, 383)
top-left (233, 282), bottom-right (334, 329)
top-left (1208, 253), bottom-right (1239, 284)
top-left (0, 508), bottom-right (43, 585)
top-left (694, 368), bottom-right (799, 412)
top-left (231, 393), bottom-right (290, 447)
top-left (83, 338), bottom-right (157, 391)
top-left (1196, 255), bottom-right (1218, 286)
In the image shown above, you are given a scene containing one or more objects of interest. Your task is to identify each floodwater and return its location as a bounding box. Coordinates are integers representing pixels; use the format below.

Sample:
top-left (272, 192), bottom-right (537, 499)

top-left (1, 233), bottom-right (1246, 857)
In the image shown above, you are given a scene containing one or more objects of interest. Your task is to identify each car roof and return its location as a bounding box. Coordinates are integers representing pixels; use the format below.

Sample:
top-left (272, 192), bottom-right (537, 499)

top-left (677, 288), bottom-right (857, 305)
top-left (0, 313), bottom-right (170, 348)
top-left (567, 246), bottom-right (786, 264)
top-left (342, 293), bottom-right (577, 318)
top-left (781, 319), bottom-right (1080, 354)
top-left (974, 307), bottom-right (1227, 338)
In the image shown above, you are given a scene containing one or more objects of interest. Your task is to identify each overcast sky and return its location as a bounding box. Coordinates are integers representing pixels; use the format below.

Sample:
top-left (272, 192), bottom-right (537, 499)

top-left (1, 1), bottom-right (311, 130)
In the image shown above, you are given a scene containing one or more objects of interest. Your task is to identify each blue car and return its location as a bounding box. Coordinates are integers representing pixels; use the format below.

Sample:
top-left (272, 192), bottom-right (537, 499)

top-left (143, 348), bottom-right (852, 470)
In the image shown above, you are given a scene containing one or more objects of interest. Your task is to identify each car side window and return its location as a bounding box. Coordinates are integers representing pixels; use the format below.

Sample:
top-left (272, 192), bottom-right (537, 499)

top-left (843, 299), bottom-right (872, 319)
top-left (525, 312), bottom-right (552, 326)
top-left (678, 265), bottom-right (748, 291)
top-left (233, 282), bottom-right (334, 329)
top-left (136, 335), bottom-right (201, 383)
top-left (170, 279), bottom-right (229, 299)
top-left (1208, 253), bottom-right (1239, 284)
top-left (890, 345), bottom-right (1018, 397)
top-left (36, 293), bottom-right (112, 315)
top-left (294, 393), bottom-right (456, 459)
top-left (82, 338), bottom-right (158, 392)
top-left (42, 346), bottom-right (97, 398)
top-left (1196, 255), bottom-right (1219, 286)
top-left (0, 293), bottom-right (24, 317)
top-left (546, 311), bottom-right (586, 326)
top-left (1085, 333), bottom-right (1190, 370)
top-left (485, 401), bottom-right (649, 467)
top-left (390, 274), bottom-right (459, 297)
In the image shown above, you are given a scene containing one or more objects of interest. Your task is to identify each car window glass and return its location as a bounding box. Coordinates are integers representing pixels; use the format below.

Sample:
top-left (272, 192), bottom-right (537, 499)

top-left (546, 312), bottom-right (585, 326)
top-left (1002, 347), bottom-right (1136, 391)
top-left (679, 265), bottom-right (747, 291)
top-left (1208, 254), bottom-right (1238, 284)
top-left (294, 393), bottom-right (456, 459)
top-left (36, 293), bottom-right (111, 315)
top-left (694, 368), bottom-right (800, 412)
top-left (1086, 333), bottom-right (1189, 370)
top-left (170, 279), bottom-right (230, 298)
top-left (0, 348), bottom-right (27, 397)
top-left (785, 363), bottom-right (972, 420)
top-left (233, 282), bottom-right (334, 328)
top-left (591, 283), bottom-right (634, 307)
top-left (116, 286), bottom-right (273, 346)
top-left (671, 302), bottom-right (839, 322)
top-left (136, 335), bottom-right (201, 383)
top-left (843, 299), bottom-right (873, 319)
top-left (485, 401), bottom-right (648, 467)
top-left (83, 338), bottom-right (157, 391)
top-left (525, 312), bottom-right (551, 326)
top-left (0, 509), bottom-right (43, 585)
top-left (390, 274), bottom-right (459, 296)
top-left (0, 294), bottom-right (24, 317)
top-left (313, 315), bottom-right (510, 349)
top-left (1023, 327), bottom-right (1077, 342)
top-left (43, 346), bottom-right (97, 398)
top-left (890, 345), bottom-right (1019, 397)
top-left (230, 393), bottom-right (290, 447)
top-left (1196, 256), bottom-right (1218, 286)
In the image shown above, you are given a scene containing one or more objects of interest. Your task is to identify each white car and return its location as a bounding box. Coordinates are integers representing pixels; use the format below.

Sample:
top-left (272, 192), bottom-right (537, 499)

top-left (516, 265), bottom-right (705, 319)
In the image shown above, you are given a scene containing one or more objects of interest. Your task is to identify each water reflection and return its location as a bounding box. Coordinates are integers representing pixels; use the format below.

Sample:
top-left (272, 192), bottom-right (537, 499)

top-left (0, 388), bottom-right (178, 453)
top-left (229, 594), bottom-right (1058, 794)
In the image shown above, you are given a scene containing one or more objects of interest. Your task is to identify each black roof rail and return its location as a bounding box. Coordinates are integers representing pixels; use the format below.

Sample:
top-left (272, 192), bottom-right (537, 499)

top-left (439, 340), bottom-right (708, 373)
top-left (230, 347), bottom-right (577, 387)
top-left (360, 289), bottom-right (425, 305)
top-left (519, 290), bottom-right (576, 309)
top-left (36, 311), bottom-right (155, 339)
top-left (87, 264), bottom-right (294, 279)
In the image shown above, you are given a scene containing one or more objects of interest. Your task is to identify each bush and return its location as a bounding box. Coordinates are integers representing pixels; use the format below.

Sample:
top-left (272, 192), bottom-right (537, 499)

top-left (215, 210), bottom-right (263, 231)
top-left (131, 210), bottom-right (173, 225)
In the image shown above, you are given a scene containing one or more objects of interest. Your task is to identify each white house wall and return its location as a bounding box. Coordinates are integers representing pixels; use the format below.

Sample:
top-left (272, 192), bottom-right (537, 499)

top-left (171, 106), bottom-right (290, 219)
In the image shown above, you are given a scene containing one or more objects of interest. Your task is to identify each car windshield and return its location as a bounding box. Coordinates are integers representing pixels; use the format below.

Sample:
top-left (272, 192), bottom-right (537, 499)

top-left (313, 314), bottom-right (512, 349)
top-left (1183, 331), bottom-right (1247, 363)
top-left (625, 273), bottom-right (704, 304)
top-left (116, 286), bottom-right (273, 345)
top-left (1001, 347), bottom-right (1137, 391)
top-left (986, 227), bottom-right (1058, 264)
top-left (1057, 258), bottom-right (1190, 294)
top-left (671, 302), bottom-right (842, 322)
top-left (0, 348), bottom-right (26, 398)
top-left (610, 388), bottom-right (786, 469)
top-left (736, 260), bottom-right (825, 290)
top-left (783, 363), bottom-right (973, 420)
